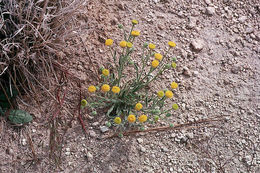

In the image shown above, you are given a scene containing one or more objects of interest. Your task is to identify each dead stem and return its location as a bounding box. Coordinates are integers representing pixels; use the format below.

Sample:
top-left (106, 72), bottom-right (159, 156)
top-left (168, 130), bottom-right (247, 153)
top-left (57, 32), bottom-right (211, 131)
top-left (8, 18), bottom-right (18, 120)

top-left (103, 117), bottom-right (224, 139)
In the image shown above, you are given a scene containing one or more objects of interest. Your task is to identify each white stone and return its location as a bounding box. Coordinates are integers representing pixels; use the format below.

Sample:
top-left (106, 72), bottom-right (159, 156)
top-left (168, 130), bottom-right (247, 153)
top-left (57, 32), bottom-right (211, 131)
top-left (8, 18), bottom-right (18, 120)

top-left (92, 122), bottom-right (99, 126)
top-left (89, 130), bottom-right (96, 137)
top-left (100, 126), bottom-right (109, 133)
top-left (86, 152), bottom-right (93, 160)
top-left (191, 39), bottom-right (204, 52)
top-left (22, 139), bottom-right (27, 146)
top-left (238, 16), bottom-right (247, 23)
top-left (140, 146), bottom-right (146, 152)
top-left (137, 138), bottom-right (144, 144)
top-left (206, 7), bottom-right (215, 15)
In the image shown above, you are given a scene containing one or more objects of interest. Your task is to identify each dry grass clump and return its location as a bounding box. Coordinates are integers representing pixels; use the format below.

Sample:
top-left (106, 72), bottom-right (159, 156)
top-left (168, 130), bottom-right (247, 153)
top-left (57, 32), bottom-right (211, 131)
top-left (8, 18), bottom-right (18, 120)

top-left (0, 0), bottom-right (82, 108)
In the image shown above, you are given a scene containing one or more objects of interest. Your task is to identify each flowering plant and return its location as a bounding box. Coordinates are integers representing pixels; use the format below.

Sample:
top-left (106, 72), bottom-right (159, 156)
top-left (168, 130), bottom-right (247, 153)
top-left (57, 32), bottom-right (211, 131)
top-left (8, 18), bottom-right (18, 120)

top-left (81, 20), bottom-right (179, 135)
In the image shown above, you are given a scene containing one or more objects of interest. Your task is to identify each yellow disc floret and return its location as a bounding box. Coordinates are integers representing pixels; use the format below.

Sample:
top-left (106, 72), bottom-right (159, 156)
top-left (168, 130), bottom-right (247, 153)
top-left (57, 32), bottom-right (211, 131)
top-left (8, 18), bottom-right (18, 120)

top-left (88, 85), bottom-right (96, 93)
top-left (132, 19), bottom-right (138, 25)
top-left (149, 43), bottom-right (156, 50)
top-left (172, 103), bottom-right (179, 110)
top-left (154, 53), bottom-right (163, 61)
top-left (101, 84), bottom-right (110, 92)
top-left (112, 86), bottom-right (120, 94)
top-left (119, 41), bottom-right (127, 48)
top-left (127, 114), bottom-right (136, 123)
top-left (114, 117), bottom-right (121, 124)
top-left (171, 82), bottom-right (178, 89)
top-left (127, 42), bottom-right (133, 48)
top-left (157, 90), bottom-right (164, 98)
top-left (135, 103), bottom-right (143, 111)
top-left (105, 39), bottom-right (113, 46)
top-left (139, 115), bottom-right (148, 123)
top-left (102, 69), bottom-right (109, 76)
top-left (171, 62), bottom-right (177, 68)
top-left (165, 90), bottom-right (173, 98)
top-left (81, 99), bottom-right (88, 107)
top-left (151, 60), bottom-right (159, 68)
top-left (168, 41), bottom-right (176, 48)
top-left (131, 30), bottom-right (140, 37)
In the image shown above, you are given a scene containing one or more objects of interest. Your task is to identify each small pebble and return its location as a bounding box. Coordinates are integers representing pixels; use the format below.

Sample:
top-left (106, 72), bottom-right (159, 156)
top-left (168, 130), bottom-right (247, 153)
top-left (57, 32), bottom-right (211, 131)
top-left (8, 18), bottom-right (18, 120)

top-left (100, 126), bottom-right (109, 133)
top-left (137, 138), bottom-right (144, 144)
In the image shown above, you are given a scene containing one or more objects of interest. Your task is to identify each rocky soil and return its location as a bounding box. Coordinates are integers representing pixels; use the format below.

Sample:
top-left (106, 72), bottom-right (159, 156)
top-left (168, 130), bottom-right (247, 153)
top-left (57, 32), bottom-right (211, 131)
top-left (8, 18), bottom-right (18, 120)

top-left (1, 0), bottom-right (259, 172)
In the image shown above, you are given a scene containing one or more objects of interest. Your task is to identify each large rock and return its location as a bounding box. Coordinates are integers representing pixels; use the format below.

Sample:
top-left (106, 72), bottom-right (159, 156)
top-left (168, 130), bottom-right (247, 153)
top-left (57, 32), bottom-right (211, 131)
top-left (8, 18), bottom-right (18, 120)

top-left (191, 39), bottom-right (205, 52)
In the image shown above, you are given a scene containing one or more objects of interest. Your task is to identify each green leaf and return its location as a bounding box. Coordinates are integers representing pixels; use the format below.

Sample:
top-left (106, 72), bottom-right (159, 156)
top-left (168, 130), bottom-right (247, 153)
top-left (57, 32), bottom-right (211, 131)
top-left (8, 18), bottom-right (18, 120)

top-left (106, 105), bottom-right (115, 117)
top-left (8, 110), bottom-right (33, 125)
top-left (134, 63), bottom-right (139, 78)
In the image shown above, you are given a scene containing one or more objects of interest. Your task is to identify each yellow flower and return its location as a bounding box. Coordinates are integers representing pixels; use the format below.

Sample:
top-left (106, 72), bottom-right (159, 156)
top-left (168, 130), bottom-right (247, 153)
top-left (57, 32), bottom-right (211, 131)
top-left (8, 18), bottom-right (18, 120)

top-left (127, 42), bottom-right (133, 48)
top-left (172, 103), bottom-right (179, 110)
top-left (154, 53), bottom-right (163, 61)
top-left (101, 84), bottom-right (110, 92)
top-left (81, 99), bottom-right (88, 107)
top-left (151, 60), bottom-right (159, 68)
top-left (149, 43), bottom-right (156, 50)
top-left (165, 90), bottom-right (173, 98)
top-left (168, 41), bottom-right (176, 48)
top-left (171, 82), bottom-right (178, 89)
top-left (171, 62), bottom-right (177, 68)
top-left (102, 69), bottom-right (109, 76)
top-left (139, 115), bottom-right (148, 123)
top-left (105, 39), bottom-right (113, 46)
top-left (135, 103), bottom-right (143, 111)
top-left (112, 86), bottom-right (120, 94)
top-left (132, 19), bottom-right (138, 25)
top-left (157, 90), bottom-right (164, 98)
top-left (114, 117), bottom-right (121, 124)
top-left (119, 41), bottom-right (127, 48)
top-left (131, 30), bottom-right (140, 37)
top-left (88, 85), bottom-right (96, 93)
top-left (127, 114), bottom-right (136, 123)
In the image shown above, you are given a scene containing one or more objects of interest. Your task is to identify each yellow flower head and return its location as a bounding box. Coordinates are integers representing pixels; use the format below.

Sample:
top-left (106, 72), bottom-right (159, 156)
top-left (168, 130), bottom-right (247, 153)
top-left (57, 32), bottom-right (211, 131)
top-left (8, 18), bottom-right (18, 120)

top-left (88, 85), bottom-right (96, 93)
top-left (135, 103), bottom-right (143, 111)
top-left (101, 84), bottom-right (110, 92)
top-left (105, 39), bottom-right (113, 46)
top-left (171, 82), bottom-right (178, 89)
top-left (149, 43), bottom-right (156, 50)
top-left (81, 99), bottom-right (88, 107)
top-left (172, 103), bottom-right (179, 110)
top-left (171, 62), bottom-right (177, 68)
top-left (154, 53), bottom-right (163, 61)
top-left (119, 41), bottom-right (127, 48)
top-left (102, 69), bottom-right (109, 76)
top-left (131, 30), bottom-right (140, 37)
top-left (151, 60), bottom-right (159, 68)
top-left (168, 41), bottom-right (176, 48)
top-left (165, 90), bottom-right (173, 98)
top-left (139, 115), bottom-right (148, 123)
top-left (157, 90), bottom-right (164, 98)
top-left (112, 86), bottom-right (120, 94)
top-left (114, 117), bottom-right (121, 124)
top-left (132, 19), bottom-right (138, 25)
top-left (127, 114), bottom-right (136, 123)
top-left (127, 42), bottom-right (133, 48)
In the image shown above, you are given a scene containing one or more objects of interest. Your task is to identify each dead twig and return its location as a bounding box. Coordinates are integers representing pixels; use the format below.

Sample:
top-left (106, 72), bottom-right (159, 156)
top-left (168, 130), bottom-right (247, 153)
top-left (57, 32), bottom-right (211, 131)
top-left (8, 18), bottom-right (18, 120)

top-left (103, 117), bottom-right (224, 139)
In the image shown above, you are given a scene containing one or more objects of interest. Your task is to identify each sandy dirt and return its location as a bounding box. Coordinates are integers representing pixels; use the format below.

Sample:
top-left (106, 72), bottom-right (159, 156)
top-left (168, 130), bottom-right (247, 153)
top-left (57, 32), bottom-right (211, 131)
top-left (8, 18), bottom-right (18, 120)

top-left (1, 0), bottom-right (260, 172)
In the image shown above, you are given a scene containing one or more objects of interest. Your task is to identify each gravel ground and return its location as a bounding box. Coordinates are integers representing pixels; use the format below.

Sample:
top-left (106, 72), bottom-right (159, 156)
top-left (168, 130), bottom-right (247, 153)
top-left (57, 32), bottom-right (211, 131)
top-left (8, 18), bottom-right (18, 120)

top-left (1, 0), bottom-right (260, 172)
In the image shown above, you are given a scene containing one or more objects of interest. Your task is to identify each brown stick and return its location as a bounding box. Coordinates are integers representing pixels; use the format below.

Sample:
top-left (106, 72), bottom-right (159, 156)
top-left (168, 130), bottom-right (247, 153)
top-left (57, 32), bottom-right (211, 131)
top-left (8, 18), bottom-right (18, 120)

top-left (103, 117), bottom-right (224, 139)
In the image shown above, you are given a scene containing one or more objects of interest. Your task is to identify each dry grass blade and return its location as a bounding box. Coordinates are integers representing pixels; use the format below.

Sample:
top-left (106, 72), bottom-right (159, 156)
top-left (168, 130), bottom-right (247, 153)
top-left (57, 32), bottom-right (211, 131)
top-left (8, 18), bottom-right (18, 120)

top-left (0, 0), bottom-right (83, 108)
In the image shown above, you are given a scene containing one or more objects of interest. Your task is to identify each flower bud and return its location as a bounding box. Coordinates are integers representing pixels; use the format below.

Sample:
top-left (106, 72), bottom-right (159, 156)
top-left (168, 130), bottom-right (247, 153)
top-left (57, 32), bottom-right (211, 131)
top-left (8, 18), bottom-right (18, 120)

top-left (118, 24), bottom-right (123, 29)
top-left (106, 122), bottom-right (111, 127)
top-left (143, 42), bottom-right (148, 48)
